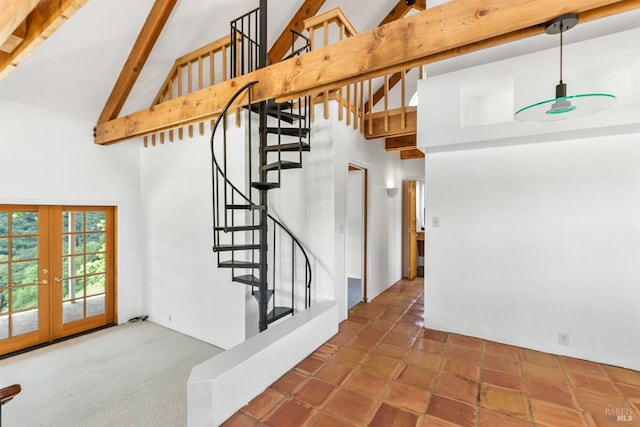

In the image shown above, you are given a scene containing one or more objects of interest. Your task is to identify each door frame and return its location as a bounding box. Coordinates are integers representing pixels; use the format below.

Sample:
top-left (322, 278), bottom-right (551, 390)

top-left (347, 162), bottom-right (368, 305)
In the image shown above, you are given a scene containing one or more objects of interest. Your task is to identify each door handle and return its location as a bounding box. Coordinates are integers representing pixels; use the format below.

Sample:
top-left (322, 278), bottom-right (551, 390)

top-left (36, 280), bottom-right (48, 285)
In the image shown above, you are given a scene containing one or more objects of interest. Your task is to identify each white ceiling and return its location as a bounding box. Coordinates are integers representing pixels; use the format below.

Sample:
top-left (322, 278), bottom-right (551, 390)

top-left (0, 0), bottom-right (637, 126)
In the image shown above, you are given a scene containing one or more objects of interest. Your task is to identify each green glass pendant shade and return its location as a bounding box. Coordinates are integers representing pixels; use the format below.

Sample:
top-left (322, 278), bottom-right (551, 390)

top-left (513, 14), bottom-right (616, 123)
top-left (515, 83), bottom-right (617, 122)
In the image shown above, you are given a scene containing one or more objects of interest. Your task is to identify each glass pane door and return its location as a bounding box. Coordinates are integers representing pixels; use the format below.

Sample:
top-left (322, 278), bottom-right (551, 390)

top-left (51, 206), bottom-right (115, 338)
top-left (0, 206), bottom-right (50, 355)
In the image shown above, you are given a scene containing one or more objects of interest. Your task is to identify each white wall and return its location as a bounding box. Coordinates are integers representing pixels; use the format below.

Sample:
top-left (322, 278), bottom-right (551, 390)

top-left (424, 135), bottom-right (640, 369)
top-left (270, 103), bottom-right (405, 320)
top-left (418, 27), bottom-right (640, 370)
top-left (0, 101), bottom-right (144, 323)
top-left (141, 119), bottom-right (246, 349)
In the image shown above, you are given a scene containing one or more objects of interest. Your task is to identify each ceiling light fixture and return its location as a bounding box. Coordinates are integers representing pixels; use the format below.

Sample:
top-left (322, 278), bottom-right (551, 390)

top-left (514, 13), bottom-right (616, 122)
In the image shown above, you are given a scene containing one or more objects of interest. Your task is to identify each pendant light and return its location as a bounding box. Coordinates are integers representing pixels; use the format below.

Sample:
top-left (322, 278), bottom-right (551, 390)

top-left (514, 14), bottom-right (616, 122)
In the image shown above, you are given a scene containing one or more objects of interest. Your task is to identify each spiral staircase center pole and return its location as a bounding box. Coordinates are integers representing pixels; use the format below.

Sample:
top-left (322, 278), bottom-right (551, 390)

top-left (258, 0), bottom-right (269, 332)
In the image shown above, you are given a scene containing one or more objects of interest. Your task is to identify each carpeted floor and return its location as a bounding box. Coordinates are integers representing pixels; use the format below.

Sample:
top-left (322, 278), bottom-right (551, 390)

top-left (0, 321), bottom-right (223, 426)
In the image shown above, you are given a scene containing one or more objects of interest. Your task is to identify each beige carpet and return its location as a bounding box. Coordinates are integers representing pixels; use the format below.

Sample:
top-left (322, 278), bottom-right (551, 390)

top-left (0, 321), bottom-right (223, 426)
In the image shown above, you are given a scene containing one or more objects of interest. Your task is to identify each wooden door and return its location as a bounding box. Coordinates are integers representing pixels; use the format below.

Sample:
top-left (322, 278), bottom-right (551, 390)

top-left (403, 181), bottom-right (417, 280)
top-left (50, 207), bottom-right (116, 339)
top-left (0, 205), bottom-right (115, 356)
top-left (0, 205), bottom-right (51, 354)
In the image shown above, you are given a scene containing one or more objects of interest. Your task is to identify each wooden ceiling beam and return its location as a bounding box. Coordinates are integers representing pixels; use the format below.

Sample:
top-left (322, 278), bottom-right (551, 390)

top-left (98, 0), bottom-right (177, 123)
top-left (0, 21), bottom-right (27, 54)
top-left (412, 0), bottom-right (427, 11)
top-left (386, 134), bottom-right (417, 151)
top-left (0, 0), bottom-right (40, 49)
top-left (400, 149), bottom-right (425, 160)
top-left (379, 0), bottom-right (414, 27)
top-left (95, 0), bottom-right (635, 145)
top-left (0, 0), bottom-right (87, 81)
top-left (268, 0), bottom-right (326, 65)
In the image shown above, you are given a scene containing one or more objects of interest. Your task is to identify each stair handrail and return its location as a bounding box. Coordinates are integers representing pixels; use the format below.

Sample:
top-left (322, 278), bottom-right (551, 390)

top-left (210, 82), bottom-right (313, 311)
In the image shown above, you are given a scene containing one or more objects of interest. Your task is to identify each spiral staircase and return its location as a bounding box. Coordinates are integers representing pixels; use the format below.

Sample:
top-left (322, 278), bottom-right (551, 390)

top-left (211, 5), bottom-right (313, 332)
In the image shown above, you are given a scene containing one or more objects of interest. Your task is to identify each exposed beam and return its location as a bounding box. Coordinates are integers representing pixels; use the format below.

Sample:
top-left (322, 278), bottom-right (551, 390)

top-left (0, 20), bottom-right (27, 53)
top-left (0, 0), bottom-right (87, 81)
top-left (386, 134), bottom-right (417, 151)
top-left (0, 0), bottom-right (40, 49)
top-left (98, 0), bottom-right (177, 123)
top-left (379, 0), bottom-right (414, 27)
top-left (95, 0), bottom-right (635, 145)
top-left (268, 0), bottom-right (326, 65)
top-left (412, 0), bottom-right (427, 11)
top-left (400, 149), bottom-right (425, 160)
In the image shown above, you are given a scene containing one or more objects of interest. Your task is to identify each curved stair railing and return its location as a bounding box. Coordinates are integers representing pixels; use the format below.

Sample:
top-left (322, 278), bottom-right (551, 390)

top-left (0, 384), bottom-right (21, 427)
top-left (210, 80), bottom-right (312, 331)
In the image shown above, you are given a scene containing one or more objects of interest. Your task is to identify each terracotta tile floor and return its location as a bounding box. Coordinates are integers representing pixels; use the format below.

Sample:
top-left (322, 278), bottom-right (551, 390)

top-left (223, 278), bottom-right (640, 426)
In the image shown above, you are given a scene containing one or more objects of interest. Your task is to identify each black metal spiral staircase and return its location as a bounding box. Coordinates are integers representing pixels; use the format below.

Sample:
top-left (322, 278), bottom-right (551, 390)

top-left (211, 4), bottom-right (313, 332)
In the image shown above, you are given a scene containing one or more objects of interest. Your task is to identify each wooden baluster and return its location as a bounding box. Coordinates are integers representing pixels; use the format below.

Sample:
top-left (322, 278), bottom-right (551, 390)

top-left (401, 70), bottom-right (406, 130)
top-left (187, 61), bottom-right (193, 138)
top-left (384, 74), bottom-right (389, 132)
top-left (323, 21), bottom-right (329, 119)
top-left (309, 29), bottom-right (315, 123)
top-left (353, 83), bottom-right (358, 130)
top-left (368, 79), bottom-right (373, 136)
top-left (177, 64), bottom-right (183, 140)
top-left (168, 73), bottom-right (174, 142)
top-left (151, 133), bottom-right (156, 146)
top-left (160, 132), bottom-right (165, 144)
top-left (359, 81), bottom-right (364, 132)
top-left (199, 56), bottom-right (205, 135)
top-left (210, 50), bottom-right (216, 131)
top-left (346, 84), bottom-right (351, 126)
top-left (222, 45), bottom-right (229, 130)
top-left (144, 136), bottom-right (148, 148)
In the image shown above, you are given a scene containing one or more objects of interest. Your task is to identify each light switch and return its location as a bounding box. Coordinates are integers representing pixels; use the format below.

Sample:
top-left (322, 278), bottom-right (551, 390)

top-left (432, 217), bottom-right (440, 227)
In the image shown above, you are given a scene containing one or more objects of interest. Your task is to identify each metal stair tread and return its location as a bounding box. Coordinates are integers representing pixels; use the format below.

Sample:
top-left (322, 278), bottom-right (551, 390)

top-left (219, 260), bottom-right (260, 269)
top-left (261, 160), bottom-right (302, 172)
top-left (213, 243), bottom-right (260, 252)
top-left (244, 104), bottom-right (302, 124)
top-left (252, 289), bottom-right (274, 303)
top-left (226, 203), bottom-right (265, 210)
top-left (215, 225), bottom-right (262, 232)
top-left (266, 127), bottom-right (310, 137)
top-left (267, 306), bottom-right (294, 323)
top-left (264, 143), bottom-right (310, 152)
top-left (251, 181), bottom-right (280, 190)
top-left (233, 274), bottom-right (261, 286)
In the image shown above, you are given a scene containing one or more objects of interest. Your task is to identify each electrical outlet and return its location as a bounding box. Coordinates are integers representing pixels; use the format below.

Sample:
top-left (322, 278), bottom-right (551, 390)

top-left (559, 332), bottom-right (570, 346)
top-left (432, 217), bottom-right (440, 227)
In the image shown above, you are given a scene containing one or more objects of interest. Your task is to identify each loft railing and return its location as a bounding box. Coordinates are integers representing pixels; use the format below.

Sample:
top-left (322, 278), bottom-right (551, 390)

top-left (144, 34), bottom-right (239, 146)
top-left (142, 7), bottom-right (424, 147)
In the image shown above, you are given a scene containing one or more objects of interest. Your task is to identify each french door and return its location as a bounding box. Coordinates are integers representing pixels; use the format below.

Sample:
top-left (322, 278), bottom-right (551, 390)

top-left (0, 205), bottom-right (115, 356)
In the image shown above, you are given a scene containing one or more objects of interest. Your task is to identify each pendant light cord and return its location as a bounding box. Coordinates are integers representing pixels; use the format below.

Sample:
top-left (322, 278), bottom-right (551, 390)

top-left (559, 21), bottom-right (564, 84)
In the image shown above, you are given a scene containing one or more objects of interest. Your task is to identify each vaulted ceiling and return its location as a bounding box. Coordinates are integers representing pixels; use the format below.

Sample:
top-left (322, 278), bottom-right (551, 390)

top-left (0, 0), bottom-right (638, 130)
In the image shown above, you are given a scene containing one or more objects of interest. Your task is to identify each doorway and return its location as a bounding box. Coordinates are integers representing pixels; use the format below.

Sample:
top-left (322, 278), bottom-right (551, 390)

top-left (402, 180), bottom-right (425, 279)
top-left (0, 205), bottom-right (116, 356)
top-left (346, 165), bottom-right (367, 309)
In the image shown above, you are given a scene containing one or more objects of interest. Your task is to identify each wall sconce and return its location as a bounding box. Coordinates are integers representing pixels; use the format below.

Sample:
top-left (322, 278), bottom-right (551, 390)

top-left (386, 187), bottom-right (400, 198)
